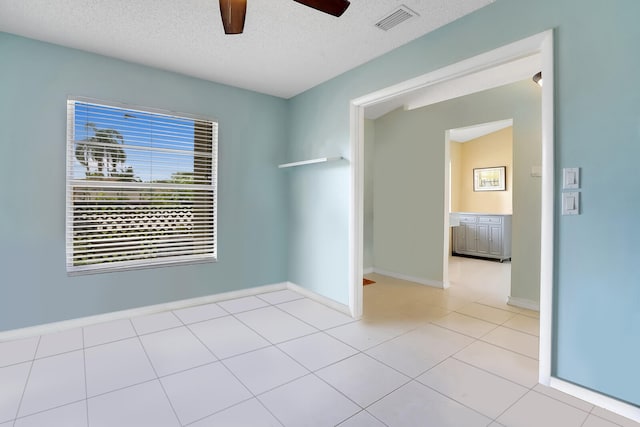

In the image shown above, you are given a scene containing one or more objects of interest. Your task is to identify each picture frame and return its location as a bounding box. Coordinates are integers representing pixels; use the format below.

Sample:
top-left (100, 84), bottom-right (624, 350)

top-left (473, 166), bottom-right (506, 191)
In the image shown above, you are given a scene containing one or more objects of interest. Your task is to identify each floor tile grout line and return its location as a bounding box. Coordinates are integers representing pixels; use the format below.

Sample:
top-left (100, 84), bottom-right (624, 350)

top-left (0, 338), bottom-right (40, 369)
top-left (358, 346), bottom-right (427, 382)
top-left (180, 396), bottom-right (286, 427)
top-left (213, 355), bottom-right (289, 427)
top-left (183, 323), bottom-right (224, 361)
top-left (328, 313), bottom-right (453, 355)
top-left (164, 305), bottom-right (329, 422)
top-left (180, 397), bottom-right (254, 427)
top-left (229, 304), bottom-right (322, 347)
top-left (493, 384), bottom-right (591, 425)
top-left (134, 323), bottom-right (189, 338)
top-left (215, 296), bottom-right (274, 314)
top-left (254, 290), bottom-right (306, 306)
top-left (528, 388), bottom-right (596, 418)
top-left (484, 375), bottom-right (534, 423)
top-left (10, 399), bottom-right (89, 425)
top-left (267, 370), bottom-right (370, 421)
top-left (496, 323), bottom-right (540, 338)
top-left (417, 379), bottom-right (505, 423)
top-left (170, 292), bottom-right (297, 324)
top-left (430, 317), bottom-right (501, 340)
top-left (338, 409), bottom-right (391, 427)
top-left (171, 299), bottom-right (332, 364)
top-left (82, 334), bottom-right (139, 351)
top-left (474, 300), bottom-right (539, 317)
top-left (451, 309), bottom-right (516, 326)
top-left (130, 310), bottom-right (188, 336)
top-left (372, 377), bottom-right (431, 405)
top-left (584, 413), bottom-right (629, 427)
top-left (448, 351), bottom-right (536, 390)
top-left (451, 332), bottom-right (538, 363)
top-left (217, 353), bottom-right (296, 398)
top-left (475, 336), bottom-right (539, 360)
top-left (83, 377), bottom-right (162, 401)
top-left (31, 344), bottom-right (86, 363)
top-left (325, 326), bottom-right (401, 354)
top-left (311, 352), bottom-right (412, 410)
top-left (129, 318), bottom-right (183, 427)
top-left (579, 413), bottom-right (590, 427)
top-left (270, 299), bottom-right (357, 333)
top-left (176, 311), bottom-right (297, 410)
top-left (478, 323), bottom-right (531, 339)
top-left (11, 335), bottom-right (41, 425)
top-left (449, 356), bottom-right (534, 391)
top-left (276, 333), bottom-right (362, 373)
top-left (253, 396), bottom-right (287, 427)
top-left (317, 329), bottom-right (364, 353)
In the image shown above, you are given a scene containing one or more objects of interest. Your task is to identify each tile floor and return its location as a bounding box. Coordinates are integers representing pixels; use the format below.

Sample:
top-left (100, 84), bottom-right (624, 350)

top-left (1, 257), bottom-right (639, 426)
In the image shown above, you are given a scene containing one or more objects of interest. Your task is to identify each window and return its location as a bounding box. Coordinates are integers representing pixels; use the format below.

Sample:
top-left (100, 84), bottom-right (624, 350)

top-left (66, 98), bottom-right (217, 274)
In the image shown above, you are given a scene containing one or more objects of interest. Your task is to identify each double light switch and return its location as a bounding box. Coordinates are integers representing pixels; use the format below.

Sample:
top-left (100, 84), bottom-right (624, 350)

top-left (562, 168), bottom-right (580, 215)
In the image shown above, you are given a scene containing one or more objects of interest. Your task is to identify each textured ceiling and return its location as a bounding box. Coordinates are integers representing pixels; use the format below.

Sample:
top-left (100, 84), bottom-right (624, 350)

top-left (0, 0), bottom-right (494, 98)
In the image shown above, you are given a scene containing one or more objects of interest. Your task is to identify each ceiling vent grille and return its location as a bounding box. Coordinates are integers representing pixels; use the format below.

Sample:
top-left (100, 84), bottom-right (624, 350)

top-left (375, 5), bottom-right (418, 31)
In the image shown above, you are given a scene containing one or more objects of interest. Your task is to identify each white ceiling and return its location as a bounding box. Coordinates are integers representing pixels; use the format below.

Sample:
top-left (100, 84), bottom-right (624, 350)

top-left (365, 53), bottom-right (542, 119)
top-left (449, 119), bottom-right (513, 142)
top-left (0, 0), bottom-right (494, 99)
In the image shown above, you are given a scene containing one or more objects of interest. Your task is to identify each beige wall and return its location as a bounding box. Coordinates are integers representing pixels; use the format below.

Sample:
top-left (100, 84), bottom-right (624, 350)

top-left (453, 127), bottom-right (513, 214)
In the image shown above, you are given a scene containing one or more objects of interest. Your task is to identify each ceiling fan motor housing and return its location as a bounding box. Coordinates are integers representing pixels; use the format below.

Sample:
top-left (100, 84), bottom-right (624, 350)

top-left (219, 0), bottom-right (246, 34)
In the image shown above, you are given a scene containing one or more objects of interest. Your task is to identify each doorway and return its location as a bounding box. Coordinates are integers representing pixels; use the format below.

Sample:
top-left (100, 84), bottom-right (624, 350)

top-left (446, 119), bottom-right (514, 305)
top-left (349, 30), bottom-right (554, 385)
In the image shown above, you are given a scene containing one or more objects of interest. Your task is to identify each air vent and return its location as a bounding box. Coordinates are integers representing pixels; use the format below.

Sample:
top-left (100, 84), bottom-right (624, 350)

top-left (375, 5), bottom-right (418, 31)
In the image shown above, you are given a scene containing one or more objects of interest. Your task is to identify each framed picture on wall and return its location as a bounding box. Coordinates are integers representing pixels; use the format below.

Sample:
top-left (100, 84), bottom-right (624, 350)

top-left (473, 166), bottom-right (506, 191)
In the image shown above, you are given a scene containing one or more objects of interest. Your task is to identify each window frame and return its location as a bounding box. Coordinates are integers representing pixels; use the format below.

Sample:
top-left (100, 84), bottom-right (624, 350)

top-left (65, 97), bottom-right (218, 275)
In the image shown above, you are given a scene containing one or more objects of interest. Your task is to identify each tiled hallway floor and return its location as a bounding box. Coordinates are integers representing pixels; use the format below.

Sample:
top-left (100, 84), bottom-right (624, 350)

top-left (1, 258), bottom-right (638, 426)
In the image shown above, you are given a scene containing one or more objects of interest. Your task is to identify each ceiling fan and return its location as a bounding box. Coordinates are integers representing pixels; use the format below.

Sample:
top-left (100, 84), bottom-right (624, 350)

top-left (219, 0), bottom-right (351, 34)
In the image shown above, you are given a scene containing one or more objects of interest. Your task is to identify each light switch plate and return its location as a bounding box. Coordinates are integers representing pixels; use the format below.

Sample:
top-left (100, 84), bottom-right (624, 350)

top-left (562, 192), bottom-right (580, 215)
top-left (563, 167), bottom-right (580, 189)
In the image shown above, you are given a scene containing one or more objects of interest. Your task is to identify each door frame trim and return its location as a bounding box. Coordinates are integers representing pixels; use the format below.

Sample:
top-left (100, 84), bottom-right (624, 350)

top-left (348, 29), bottom-right (555, 383)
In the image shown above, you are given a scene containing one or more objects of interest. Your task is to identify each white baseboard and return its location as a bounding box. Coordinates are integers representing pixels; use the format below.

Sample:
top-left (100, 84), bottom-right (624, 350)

top-left (363, 267), bottom-right (374, 275)
top-left (507, 296), bottom-right (540, 312)
top-left (550, 378), bottom-right (640, 424)
top-left (286, 282), bottom-right (352, 316)
top-left (372, 268), bottom-right (445, 289)
top-left (0, 282), bottom-right (288, 343)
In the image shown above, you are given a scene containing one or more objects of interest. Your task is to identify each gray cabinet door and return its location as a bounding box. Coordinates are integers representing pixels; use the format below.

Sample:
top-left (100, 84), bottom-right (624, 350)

top-left (488, 225), bottom-right (503, 256)
top-left (465, 224), bottom-right (478, 252)
top-left (476, 224), bottom-right (489, 254)
top-left (454, 225), bottom-right (466, 252)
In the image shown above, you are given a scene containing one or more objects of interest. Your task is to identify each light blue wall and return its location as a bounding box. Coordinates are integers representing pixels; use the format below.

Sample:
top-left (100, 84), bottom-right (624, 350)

top-left (0, 33), bottom-right (289, 332)
top-left (287, 0), bottom-right (640, 407)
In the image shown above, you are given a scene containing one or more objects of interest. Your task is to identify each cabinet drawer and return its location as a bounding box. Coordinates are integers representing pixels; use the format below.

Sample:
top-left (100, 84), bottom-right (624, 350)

top-left (459, 215), bottom-right (477, 223)
top-left (478, 216), bottom-right (502, 224)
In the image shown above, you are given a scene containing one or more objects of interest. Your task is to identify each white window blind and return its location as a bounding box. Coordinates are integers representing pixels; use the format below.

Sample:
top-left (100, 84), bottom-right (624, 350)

top-left (66, 98), bottom-right (218, 274)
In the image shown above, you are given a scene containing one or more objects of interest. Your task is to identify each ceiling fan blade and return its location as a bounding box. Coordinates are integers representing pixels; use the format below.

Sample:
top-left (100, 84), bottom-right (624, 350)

top-left (293, 0), bottom-right (351, 17)
top-left (219, 0), bottom-right (246, 34)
